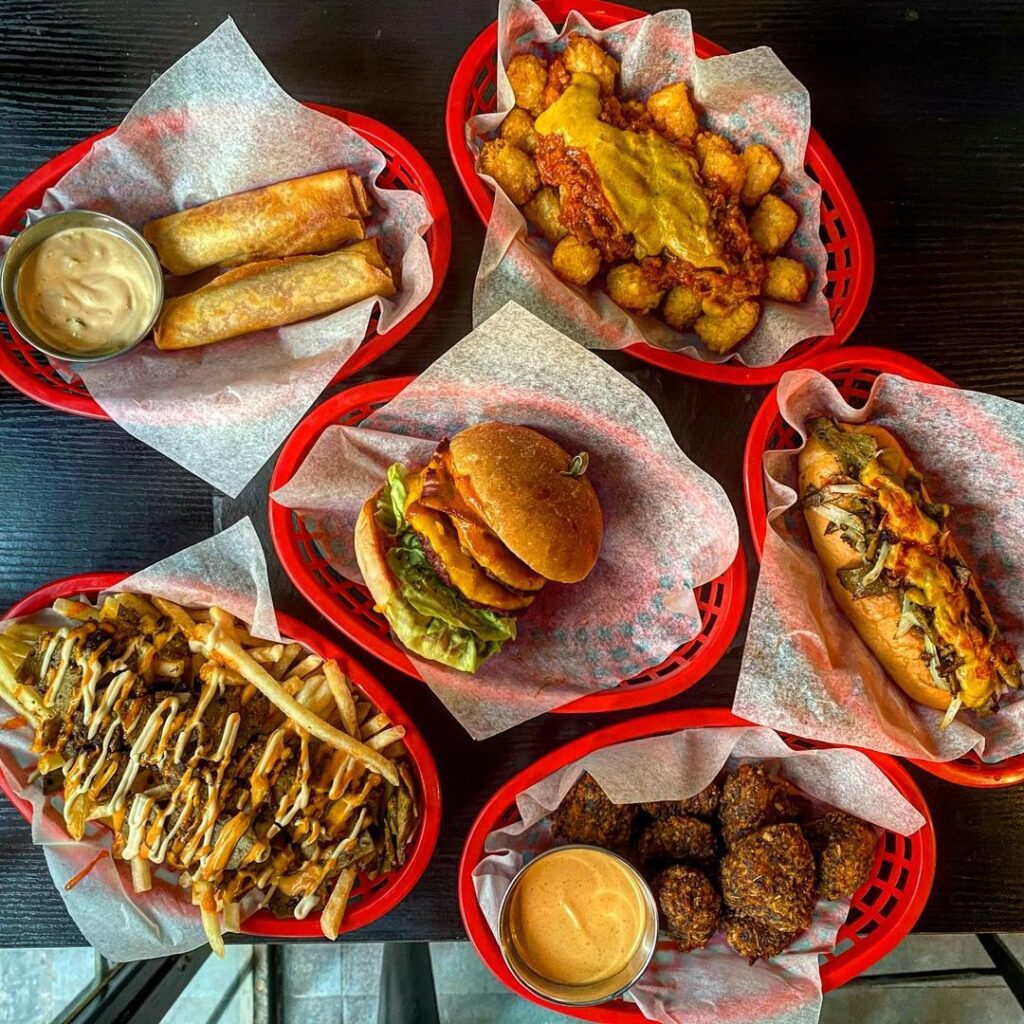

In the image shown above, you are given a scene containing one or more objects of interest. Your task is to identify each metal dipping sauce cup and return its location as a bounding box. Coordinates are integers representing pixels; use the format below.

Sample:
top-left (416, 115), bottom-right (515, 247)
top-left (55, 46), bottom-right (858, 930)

top-left (0, 210), bottom-right (163, 362)
top-left (497, 844), bottom-right (659, 1007)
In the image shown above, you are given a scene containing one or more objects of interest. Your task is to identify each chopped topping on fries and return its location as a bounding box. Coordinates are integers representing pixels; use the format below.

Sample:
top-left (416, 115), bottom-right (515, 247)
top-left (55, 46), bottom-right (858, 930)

top-left (0, 594), bottom-right (418, 954)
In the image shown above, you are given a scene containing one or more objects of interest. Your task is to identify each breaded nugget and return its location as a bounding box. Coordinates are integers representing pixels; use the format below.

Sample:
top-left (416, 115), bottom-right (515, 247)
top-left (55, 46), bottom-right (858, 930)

top-left (478, 139), bottom-right (540, 206)
top-left (606, 263), bottom-right (664, 314)
top-left (646, 82), bottom-right (699, 143)
top-left (718, 764), bottom-right (805, 847)
top-left (805, 812), bottom-right (878, 900)
top-left (507, 53), bottom-right (548, 116)
top-left (641, 781), bottom-right (720, 821)
top-left (551, 772), bottom-right (637, 849)
top-left (551, 236), bottom-right (601, 286)
top-left (638, 815), bottom-right (717, 866)
top-left (563, 33), bottom-right (619, 96)
top-left (654, 865), bottom-right (721, 952)
top-left (721, 824), bottom-right (816, 933)
top-left (724, 914), bottom-right (798, 961)
top-left (499, 108), bottom-right (538, 155)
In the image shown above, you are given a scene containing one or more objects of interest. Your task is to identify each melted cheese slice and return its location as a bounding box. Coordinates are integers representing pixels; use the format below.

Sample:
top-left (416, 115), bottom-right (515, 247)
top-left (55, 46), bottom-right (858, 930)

top-left (405, 470), bottom-right (535, 611)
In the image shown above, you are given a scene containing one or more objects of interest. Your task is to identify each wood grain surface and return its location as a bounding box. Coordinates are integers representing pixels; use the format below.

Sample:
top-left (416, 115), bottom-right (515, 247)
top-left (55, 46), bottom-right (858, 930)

top-left (1, 0), bottom-right (1023, 946)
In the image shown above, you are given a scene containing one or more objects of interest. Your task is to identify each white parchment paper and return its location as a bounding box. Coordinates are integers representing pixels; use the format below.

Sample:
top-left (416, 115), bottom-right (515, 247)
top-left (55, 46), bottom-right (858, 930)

top-left (0, 518), bottom-right (282, 960)
top-left (473, 726), bottom-right (925, 1024)
top-left (470, 0), bottom-right (832, 367)
top-left (1, 19), bottom-right (433, 497)
top-left (271, 301), bottom-right (738, 739)
top-left (735, 370), bottom-right (1024, 762)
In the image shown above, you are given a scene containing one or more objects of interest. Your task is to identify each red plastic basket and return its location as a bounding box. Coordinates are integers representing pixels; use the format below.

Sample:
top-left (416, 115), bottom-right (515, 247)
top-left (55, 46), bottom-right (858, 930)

top-left (0, 103), bottom-right (451, 420)
top-left (458, 707), bottom-right (935, 1021)
top-left (742, 345), bottom-right (1024, 788)
top-left (268, 376), bottom-right (747, 714)
top-left (444, 0), bottom-right (874, 386)
top-left (0, 571), bottom-right (442, 938)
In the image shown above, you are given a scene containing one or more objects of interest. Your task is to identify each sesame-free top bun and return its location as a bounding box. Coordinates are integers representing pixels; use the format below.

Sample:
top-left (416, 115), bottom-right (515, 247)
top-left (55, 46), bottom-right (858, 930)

top-left (448, 422), bottom-right (603, 584)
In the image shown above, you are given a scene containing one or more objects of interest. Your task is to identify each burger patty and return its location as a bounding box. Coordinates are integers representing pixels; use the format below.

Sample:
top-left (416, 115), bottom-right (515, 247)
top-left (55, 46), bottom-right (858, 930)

top-left (415, 527), bottom-right (534, 615)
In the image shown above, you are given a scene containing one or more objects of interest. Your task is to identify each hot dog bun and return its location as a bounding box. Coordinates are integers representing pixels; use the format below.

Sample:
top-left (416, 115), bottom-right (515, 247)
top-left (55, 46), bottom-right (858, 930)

top-left (799, 422), bottom-right (952, 711)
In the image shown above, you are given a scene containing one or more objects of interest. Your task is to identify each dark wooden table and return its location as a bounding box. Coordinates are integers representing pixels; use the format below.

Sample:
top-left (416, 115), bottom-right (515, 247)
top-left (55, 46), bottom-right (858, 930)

top-left (2, 0), bottom-right (1023, 946)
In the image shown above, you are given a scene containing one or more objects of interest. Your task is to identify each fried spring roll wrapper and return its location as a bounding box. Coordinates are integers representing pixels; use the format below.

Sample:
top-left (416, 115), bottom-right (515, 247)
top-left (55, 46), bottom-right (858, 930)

top-left (143, 169), bottom-right (372, 276)
top-left (153, 238), bottom-right (396, 351)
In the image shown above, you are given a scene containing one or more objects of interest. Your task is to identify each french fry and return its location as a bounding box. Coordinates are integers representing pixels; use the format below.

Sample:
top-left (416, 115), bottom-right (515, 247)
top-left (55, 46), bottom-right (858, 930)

top-left (131, 857), bottom-right (152, 893)
top-left (208, 635), bottom-right (399, 786)
top-left (53, 599), bottom-right (100, 621)
top-left (366, 726), bottom-right (405, 752)
top-left (320, 867), bottom-right (356, 941)
top-left (285, 654), bottom-right (323, 681)
top-left (223, 900), bottom-right (241, 933)
top-left (194, 880), bottom-right (225, 958)
top-left (324, 661), bottom-right (358, 736)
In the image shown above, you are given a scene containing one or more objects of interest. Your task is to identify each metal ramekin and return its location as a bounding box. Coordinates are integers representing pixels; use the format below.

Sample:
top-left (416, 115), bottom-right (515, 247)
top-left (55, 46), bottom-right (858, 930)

top-left (497, 844), bottom-right (659, 1007)
top-left (0, 210), bottom-right (163, 362)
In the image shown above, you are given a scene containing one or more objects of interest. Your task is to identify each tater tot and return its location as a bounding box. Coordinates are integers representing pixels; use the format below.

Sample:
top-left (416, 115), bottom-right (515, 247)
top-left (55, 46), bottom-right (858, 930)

top-left (478, 139), bottom-right (540, 206)
top-left (563, 33), bottom-right (619, 96)
top-left (499, 108), bottom-right (538, 155)
top-left (507, 54), bottom-right (548, 116)
top-left (606, 263), bottom-right (665, 315)
top-left (663, 285), bottom-right (702, 331)
top-left (764, 257), bottom-right (812, 303)
top-left (552, 236), bottom-right (601, 286)
top-left (750, 194), bottom-right (799, 254)
top-left (741, 144), bottom-right (783, 206)
top-left (695, 132), bottom-right (745, 196)
top-left (647, 82), bottom-right (699, 143)
top-left (695, 300), bottom-right (761, 353)
top-left (523, 187), bottom-right (567, 245)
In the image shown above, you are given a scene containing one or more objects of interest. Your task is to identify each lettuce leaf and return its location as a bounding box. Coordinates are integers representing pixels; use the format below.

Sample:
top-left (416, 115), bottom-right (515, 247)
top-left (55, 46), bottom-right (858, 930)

top-left (373, 463), bottom-right (516, 672)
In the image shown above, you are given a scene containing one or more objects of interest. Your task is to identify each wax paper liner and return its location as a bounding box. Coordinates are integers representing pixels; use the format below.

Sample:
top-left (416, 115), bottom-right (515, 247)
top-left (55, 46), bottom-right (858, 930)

top-left (0, 19), bottom-right (433, 498)
top-left (271, 301), bottom-right (738, 739)
top-left (0, 518), bottom-right (286, 961)
top-left (469, 0), bottom-right (832, 367)
top-left (734, 370), bottom-right (1024, 763)
top-left (472, 725), bottom-right (925, 1024)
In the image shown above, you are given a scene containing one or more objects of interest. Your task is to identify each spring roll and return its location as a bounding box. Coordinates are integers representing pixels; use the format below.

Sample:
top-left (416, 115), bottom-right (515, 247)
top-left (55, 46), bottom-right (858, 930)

top-left (143, 169), bottom-right (372, 276)
top-left (153, 238), bottom-right (395, 351)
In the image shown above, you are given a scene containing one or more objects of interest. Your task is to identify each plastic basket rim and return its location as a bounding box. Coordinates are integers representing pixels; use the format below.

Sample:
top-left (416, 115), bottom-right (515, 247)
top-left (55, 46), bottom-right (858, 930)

top-left (267, 375), bottom-right (747, 715)
top-left (0, 570), bottom-right (442, 939)
top-left (443, 0), bottom-right (875, 386)
top-left (741, 344), bottom-right (1024, 788)
top-left (0, 101), bottom-right (451, 420)
top-left (456, 706), bottom-right (936, 1021)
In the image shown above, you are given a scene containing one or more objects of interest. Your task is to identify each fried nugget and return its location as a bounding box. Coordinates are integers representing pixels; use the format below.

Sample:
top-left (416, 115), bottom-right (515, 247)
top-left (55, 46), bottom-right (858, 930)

top-left (805, 812), bottom-right (878, 900)
top-left (551, 772), bottom-right (637, 849)
top-left (638, 815), bottom-right (717, 866)
top-left (721, 824), bottom-right (816, 934)
top-left (724, 914), bottom-right (798, 961)
top-left (641, 782), bottom-right (720, 821)
top-left (654, 865), bottom-right (721, 953)
top-left (718, 764), bottom-right (806, 847)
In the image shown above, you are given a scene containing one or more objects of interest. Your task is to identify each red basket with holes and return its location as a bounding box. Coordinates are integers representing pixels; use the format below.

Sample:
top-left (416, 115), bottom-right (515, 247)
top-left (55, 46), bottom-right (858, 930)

top-left (268, 376), bottom-right (747, 714)
top-left (743, 345), bottom-right (1024, 788)
top-left (0, 103), bottom-right (451, 419)
top-left (444, 0), bottom-right (873, 386)
top-left (0, 572), bottom-right (441, 938)
top-left (458, 707), bottom-right (935, 1020)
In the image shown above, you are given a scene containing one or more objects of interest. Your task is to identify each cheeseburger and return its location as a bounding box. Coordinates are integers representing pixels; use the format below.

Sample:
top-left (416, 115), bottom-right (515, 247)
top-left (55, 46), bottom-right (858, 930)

top-left (355, 422), bottom-right (603, 672)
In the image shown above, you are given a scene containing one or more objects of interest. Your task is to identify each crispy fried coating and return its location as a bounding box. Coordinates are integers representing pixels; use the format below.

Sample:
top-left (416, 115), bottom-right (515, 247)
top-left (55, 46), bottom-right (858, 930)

top-left (694, 300), bottom-right (761, 353)
top-left (662, 285), bottom-right (703, 332)
top-left (805, 812), bottom-right (878, 900)
top-left (721, 824), bottom-right (816, 933)
top-left (641, 781), bottom-right (720, 821)
top-left (499, 108), bottom-right (538, 155)
top-left (563, 33), bottom-right (619, 96)
top-left (654, 865), bottom-right (721, 952)
top-left (478, 139), bottom-right (541, 206)
top-left (551, 235), bottom-right (601, 286)
top-left (696, 132), bottom-right (746, 197)
top-left (646, 82), bottom-right (699, 143)
top-left (507, 53), bottom-right (548, 116)
top-left (523, 187), bottom-right (567, 245)
top-left (718, 764), bottom-right (805, 847)
top-left (749, 194), bottom-right (799, 254)
top-left (740, 144), bottom-right (783, 206)
top-left (764, 257), bottom-right (812, 303)
top-left (724, 914), bottom-right (798, 961)
top-left (606, 262), bottom-right (665, 314)
top-left (551, 772), bottom-right (637, 849)
top-left (638, 815), bottom-right (717, 866)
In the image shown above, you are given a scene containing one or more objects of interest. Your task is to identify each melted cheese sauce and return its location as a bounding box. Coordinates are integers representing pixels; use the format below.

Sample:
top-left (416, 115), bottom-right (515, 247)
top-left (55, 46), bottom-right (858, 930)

top-left (507, 847), bottom-right (647, 987)
top-left (17, 227), bottom-right (158, 355)
top-left (535, 73), bottom-right (725, 269)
